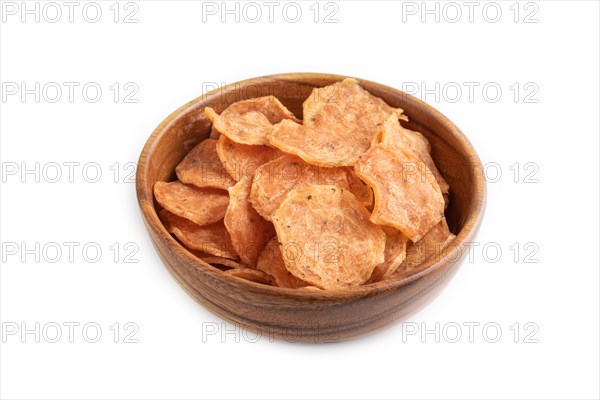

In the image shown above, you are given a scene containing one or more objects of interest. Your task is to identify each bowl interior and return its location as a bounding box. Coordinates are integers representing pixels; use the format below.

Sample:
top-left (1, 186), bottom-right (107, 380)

top-left (137, 73), bottom-right (484, 290)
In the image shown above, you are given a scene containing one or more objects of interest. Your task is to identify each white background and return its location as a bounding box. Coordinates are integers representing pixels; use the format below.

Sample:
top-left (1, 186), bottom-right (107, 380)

top-left (1, 1), bottom-right (599, 399)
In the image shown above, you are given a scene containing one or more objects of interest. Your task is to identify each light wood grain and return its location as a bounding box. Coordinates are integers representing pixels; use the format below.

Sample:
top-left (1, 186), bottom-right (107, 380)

top-left (136, 73), bottom-right (486, 342)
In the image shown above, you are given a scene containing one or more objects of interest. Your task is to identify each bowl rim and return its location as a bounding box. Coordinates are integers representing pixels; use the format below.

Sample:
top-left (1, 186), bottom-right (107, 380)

top-left (136, 72), bottom-right (486, 300)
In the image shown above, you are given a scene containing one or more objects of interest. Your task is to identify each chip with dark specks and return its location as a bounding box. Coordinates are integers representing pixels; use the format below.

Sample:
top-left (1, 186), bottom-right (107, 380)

top-left (154, 180), bottom-right (229, 227)
top-left (271, 185), bottom-right (385, 289)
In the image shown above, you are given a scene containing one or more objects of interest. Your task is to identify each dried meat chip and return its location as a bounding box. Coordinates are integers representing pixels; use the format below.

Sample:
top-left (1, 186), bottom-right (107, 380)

top-left (372, 116), bottom-right (429, 152)
top-left (303, 78), bottom-right (406, 135)
top-left (367, 226), bottom-right (408, 283)
top-left (222, 96), bottom-right (300, 125)
top-left (272, 185), bottom-right (386, 289)
top-left (256, 238), bottom-right (308, 288)
top-left (158, 209), bottom-right (238, 259)
top-left (355, 143), bottom-right (445, 242)
top-left (250, 154), bottom-right (347, 220)
top-left (374, 115), bottom-right (449, 194)
top-left (269, 78), bottom-right (406, 166)
top-left (224, 179), bottom-right (276, 266)
top-left (216, 134), bottom-right (284, 182)
top-left (403, 128), bottom-right (431, 153)
top-left (343, 167), bottom-right (373, 206)
top-left (206, 109), bottom-right (272, 145)
top-left (176, 139), bottom-right (236, 190)
top-left (205, 96), bottom-right (300, 146)
top-left (249, 154), bottom-right (370, 221)
top-left (202, 256), bottom-right (247, 270)
top-left (154, 180), bottom-right (229, 227)
top-left (381, 228), bottom-right (409, 278)
top-left (269, 119), bottom-right (364, 167)
top-left (396, 218), bottom-right (455, 274)
top-left (188, 250), bottom-right (244, 269)
top-left (188, 250), bottom-right (251, 271)
top-left (224, 268), bottom-right (275, 285)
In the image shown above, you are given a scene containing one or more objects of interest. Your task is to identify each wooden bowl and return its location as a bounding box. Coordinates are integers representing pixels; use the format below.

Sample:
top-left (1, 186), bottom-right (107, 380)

top-left (136, 73), bottom-right (486, 342)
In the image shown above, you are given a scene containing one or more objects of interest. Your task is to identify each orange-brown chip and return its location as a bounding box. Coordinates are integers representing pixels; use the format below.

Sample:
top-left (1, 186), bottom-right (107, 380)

top-left (249, 154), bottom-right (371, 221)
top-left (188, 249), bottom-right (247, 270)
top-left (397, 218), bottom-right (455, 273)
top-left (256, 238), bottom-right (308, 288)
top-left (355, 143), bottom-right (445, 242)
top-left (224, 179), bottom-right (276, 266)
top-left (224, 268), bottom-right (274, 285)
top-left (175, 139), bottom-right (236, 190)
top-left (272, 185), bottom-right (386, 289)
top-left (268, 78), bottom-right (406, 166)
top-left (159, 210), bottom-right (238, 259)
top-left (216, 134), bottom-right (284, 182)
top-left (303, 78), bottom-right (407, 132)
top-left (201, 256), bottom-right (247, 270)
top-left (344, 167), bottom-right (373, 206)
top-left (373, 115), bottom-right (449, 193)
top-left (269, 120), bottom-right (363, 167)
top-left (367, 226), bottom-right (408, 283)
top-left (154, 181), bottom-right (229, 227)
top-left (372, 116), bottom-right (429, 151)
top-left (205, 96), bottom-right (300, 146)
